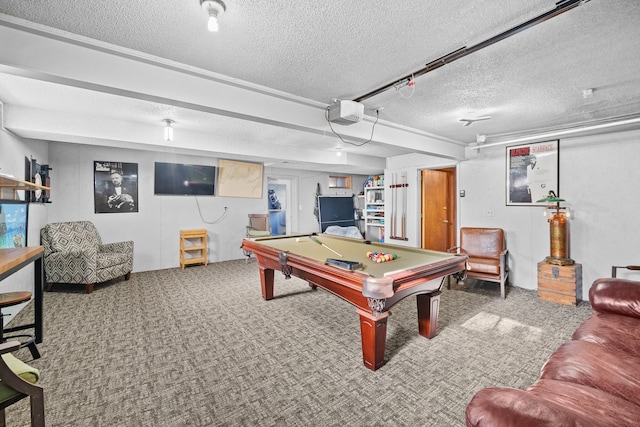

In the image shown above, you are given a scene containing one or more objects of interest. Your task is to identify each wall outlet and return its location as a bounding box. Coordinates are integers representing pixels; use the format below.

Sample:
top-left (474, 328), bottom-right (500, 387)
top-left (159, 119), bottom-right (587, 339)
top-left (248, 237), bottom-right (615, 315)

top-left (486, 209), bottom-right (495, 217)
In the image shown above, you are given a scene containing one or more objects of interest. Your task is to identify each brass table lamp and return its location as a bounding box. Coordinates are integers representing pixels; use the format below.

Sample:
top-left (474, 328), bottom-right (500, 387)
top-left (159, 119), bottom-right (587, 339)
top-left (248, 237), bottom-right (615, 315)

top-left (537, 191), bottom-right (574, 266)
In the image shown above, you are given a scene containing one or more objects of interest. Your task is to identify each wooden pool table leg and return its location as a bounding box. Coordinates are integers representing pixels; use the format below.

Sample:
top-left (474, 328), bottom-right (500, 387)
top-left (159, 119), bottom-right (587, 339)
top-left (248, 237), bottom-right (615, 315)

top-left (259, 267), bottom-right (274, 300)
top-left (357, 310), bottom-right (390, 371)
top-left (416, 291), bottom-right (441, 339)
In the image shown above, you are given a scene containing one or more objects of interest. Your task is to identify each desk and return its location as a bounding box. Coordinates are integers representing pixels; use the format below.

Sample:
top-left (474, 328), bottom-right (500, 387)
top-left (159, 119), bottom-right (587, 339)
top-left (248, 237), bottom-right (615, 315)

top-left (242, 234), bottom-right (466, 370)
top-left (0, 247), bottom-right (44, 344)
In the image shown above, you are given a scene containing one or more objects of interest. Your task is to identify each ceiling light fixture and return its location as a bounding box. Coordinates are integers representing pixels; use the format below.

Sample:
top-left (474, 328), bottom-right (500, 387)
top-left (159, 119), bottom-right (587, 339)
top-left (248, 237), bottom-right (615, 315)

top-left (335, 141), bottom-right (343, 157)
top-left (163, 119), bottom-right (174, 142)
top-left (200, 0), bottom-right (226, 32)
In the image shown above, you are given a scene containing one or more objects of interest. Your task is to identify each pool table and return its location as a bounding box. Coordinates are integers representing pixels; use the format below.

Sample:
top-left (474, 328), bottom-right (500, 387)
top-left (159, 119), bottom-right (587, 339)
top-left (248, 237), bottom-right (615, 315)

top-left (241, 233), bottom-right (467, 371)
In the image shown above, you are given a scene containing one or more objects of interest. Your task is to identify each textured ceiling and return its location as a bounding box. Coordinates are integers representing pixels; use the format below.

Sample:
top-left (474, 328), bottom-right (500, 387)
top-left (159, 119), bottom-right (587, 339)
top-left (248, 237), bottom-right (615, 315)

top-left (0, 0), bottom-right (639, 173)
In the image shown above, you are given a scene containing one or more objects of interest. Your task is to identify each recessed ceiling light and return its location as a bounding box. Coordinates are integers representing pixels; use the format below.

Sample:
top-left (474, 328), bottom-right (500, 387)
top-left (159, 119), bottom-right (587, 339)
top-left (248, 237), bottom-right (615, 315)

top-left (583, 88), bottom-right (594, 98)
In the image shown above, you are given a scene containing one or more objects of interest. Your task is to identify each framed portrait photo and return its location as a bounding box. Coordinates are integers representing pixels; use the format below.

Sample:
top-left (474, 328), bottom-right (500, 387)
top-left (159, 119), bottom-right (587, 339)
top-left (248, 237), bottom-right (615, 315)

top-left (94, 161), bottom-right (139, 213)
top-left (506, 140), bottom-right (559, 206)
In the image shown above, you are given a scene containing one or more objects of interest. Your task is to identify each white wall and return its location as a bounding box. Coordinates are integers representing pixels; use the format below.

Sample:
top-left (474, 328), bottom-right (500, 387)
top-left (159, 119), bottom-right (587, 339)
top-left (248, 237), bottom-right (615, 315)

top-left (0, 130), bottom-right (49, 322)
top-left (388, 128), bottom-right (640, 297)
top-left (47, 142), bottom-right (370, 272)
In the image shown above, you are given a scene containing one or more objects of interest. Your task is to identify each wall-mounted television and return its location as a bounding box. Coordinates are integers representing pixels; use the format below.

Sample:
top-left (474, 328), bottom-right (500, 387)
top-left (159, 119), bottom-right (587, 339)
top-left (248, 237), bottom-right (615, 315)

top-left (154, 162), bottom-right (216, 196)
top-left (0, 200), bottom-right (29, 249)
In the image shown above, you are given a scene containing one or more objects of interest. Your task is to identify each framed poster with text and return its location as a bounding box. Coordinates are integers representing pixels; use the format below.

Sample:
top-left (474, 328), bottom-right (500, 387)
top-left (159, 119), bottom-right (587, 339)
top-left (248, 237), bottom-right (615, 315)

top-left (506, 140), bottom-right (559, 206)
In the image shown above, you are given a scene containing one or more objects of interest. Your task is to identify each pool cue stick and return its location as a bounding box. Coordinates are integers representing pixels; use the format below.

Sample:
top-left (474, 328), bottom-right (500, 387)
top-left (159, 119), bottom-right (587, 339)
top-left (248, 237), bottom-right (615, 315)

top-left (400, 175), bottom-right (407, 239)
top-left (309, 236), bottom-right (343, 257)
top-left (391, 173), bottom-right (396, 238)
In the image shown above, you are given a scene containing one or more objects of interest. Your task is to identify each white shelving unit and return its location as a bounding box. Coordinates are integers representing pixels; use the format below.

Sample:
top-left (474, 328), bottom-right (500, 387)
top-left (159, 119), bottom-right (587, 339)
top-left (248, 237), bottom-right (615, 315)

top-left (364, 186), bottom-right (385, 242)
top-left (355, 194), bottom-right (365, 235)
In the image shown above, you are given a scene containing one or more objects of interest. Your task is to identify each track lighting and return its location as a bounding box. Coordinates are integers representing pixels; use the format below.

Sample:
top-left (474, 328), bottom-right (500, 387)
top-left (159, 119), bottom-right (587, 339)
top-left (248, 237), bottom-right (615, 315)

top-left (200, 0), bottom-right (226, 32)
top-left (163, 119), bottom-right (174, 142)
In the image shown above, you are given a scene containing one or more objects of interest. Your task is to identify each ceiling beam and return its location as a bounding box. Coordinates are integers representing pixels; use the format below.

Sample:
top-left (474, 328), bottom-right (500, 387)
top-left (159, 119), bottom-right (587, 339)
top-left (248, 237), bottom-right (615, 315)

top-left (0, 19), bottom-right (466, 163)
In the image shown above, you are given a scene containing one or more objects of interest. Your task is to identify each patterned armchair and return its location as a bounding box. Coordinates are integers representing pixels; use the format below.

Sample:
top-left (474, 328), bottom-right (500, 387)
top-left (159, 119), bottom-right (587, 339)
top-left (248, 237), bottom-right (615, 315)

top-left (40, 221), bottom-right (133, 294)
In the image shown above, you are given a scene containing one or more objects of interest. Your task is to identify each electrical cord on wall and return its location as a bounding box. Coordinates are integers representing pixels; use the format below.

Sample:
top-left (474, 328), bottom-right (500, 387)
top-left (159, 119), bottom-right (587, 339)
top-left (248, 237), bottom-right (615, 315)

top-left (325, 107), bottom-right (380, 147)
top-left (195, 197), bottom-right (229, 224)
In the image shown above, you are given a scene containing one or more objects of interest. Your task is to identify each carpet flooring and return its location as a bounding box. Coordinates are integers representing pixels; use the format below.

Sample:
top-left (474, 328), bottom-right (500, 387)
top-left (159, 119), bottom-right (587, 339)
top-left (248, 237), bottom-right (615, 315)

top-left (6, 259), bottom-right (593, 426)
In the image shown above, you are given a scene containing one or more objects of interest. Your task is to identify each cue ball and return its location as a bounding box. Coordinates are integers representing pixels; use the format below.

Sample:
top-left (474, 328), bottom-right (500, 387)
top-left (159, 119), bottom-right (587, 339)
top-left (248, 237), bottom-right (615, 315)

top-left (296, 238), bottom-right (301, 242)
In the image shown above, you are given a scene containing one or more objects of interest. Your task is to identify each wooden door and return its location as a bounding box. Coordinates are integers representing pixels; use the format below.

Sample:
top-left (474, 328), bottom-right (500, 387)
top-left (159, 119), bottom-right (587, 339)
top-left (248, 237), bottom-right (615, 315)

top-left (421, 168), bottom-right (456, 251)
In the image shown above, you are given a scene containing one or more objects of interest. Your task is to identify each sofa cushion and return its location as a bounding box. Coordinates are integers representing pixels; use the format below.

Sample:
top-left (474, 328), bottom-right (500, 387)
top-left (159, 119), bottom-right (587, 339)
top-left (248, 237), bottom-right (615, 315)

top-left (540, 340), bottom-right (640, 407)
top-left (466, 385), bottom-right (596, 427)
top-left (527, 379), bottom-right (640, 427)
top-left (467, 379), bottom-right (640, 427)
top-left (590, 278), bottom-right (640, 319)
top-left (46, 221), bottom-right (102, 253)
top-left (572, 312), bottom-right (640, 358)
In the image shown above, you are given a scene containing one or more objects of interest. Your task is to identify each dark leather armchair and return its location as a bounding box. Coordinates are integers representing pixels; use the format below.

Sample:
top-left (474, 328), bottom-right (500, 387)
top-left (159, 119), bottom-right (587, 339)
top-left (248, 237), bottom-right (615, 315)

top-left (448, 227), bottom-right (509, 299)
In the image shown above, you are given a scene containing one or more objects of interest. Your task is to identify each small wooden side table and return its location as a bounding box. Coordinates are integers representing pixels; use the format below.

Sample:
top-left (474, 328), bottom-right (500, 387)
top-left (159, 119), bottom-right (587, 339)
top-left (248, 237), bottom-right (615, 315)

top-left (537, 261), bottom-right (582, 306)
top-left (180, 229), bottom-right (208, 270)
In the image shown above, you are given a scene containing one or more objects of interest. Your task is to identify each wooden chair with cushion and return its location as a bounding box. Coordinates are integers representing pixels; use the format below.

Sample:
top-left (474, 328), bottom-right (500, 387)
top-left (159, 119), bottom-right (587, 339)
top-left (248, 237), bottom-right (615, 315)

top-left (244, 214), bottom-right (271, 262)
top-left (40, 221), bottom-right (134, 294)
top-left (246, 214), bottom-right (271, 238)
top-left (0, 341), bottom-right (44, 427)
top-left (448, 227), bottom-right (509, 299)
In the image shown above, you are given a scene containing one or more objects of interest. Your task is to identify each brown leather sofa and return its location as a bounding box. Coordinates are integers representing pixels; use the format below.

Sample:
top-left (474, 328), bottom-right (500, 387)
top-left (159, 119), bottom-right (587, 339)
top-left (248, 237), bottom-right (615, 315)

top-left (466, 277), bottom-right (640, 427)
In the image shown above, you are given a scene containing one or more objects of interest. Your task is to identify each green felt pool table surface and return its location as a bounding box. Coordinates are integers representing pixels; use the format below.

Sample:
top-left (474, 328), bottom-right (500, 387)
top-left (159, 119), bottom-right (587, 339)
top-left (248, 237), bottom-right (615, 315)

top-left (252, 233), bottom-right (458, 278)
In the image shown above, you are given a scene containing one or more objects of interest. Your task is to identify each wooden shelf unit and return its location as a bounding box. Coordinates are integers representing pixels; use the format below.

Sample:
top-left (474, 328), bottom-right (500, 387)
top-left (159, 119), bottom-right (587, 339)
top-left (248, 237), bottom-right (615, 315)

top-left (364, 186), bottom-right (385, 242)
top-left (180, 229), bottom-right (208, 270)
top-left (0, 173), bottom-right (49, 200)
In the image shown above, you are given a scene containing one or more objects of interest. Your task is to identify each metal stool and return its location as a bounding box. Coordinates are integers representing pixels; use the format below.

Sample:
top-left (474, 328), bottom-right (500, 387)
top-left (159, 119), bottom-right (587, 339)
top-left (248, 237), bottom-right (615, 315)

top-left (0, 292), bottom-right (40, 359)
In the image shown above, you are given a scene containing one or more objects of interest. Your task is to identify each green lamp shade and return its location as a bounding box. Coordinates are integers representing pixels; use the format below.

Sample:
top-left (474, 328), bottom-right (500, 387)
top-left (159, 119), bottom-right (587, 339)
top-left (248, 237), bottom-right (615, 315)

top-left (536, 191), bottom-right (565, 203)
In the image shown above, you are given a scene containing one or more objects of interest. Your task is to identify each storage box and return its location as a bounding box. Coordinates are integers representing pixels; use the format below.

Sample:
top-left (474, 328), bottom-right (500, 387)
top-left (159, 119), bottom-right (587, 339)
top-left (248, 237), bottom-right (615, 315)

top-left (537, 261), bottom-right (582, 306)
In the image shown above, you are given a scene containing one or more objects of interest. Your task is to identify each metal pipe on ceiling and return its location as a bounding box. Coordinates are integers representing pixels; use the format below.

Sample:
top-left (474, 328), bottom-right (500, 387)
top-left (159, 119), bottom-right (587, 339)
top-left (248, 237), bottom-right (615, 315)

top-left (353, 0), bottom-right (591, 103)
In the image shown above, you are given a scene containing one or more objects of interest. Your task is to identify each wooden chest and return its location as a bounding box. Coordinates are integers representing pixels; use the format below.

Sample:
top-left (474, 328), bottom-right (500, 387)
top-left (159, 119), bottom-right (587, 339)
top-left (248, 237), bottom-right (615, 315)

top-left (537, 262), bottom-right (582, 306)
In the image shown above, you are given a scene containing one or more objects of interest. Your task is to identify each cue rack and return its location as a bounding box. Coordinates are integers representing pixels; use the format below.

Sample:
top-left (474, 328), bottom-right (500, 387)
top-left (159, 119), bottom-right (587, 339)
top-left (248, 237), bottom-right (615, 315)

top-left (389, 172), bottom-right (408, 241)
